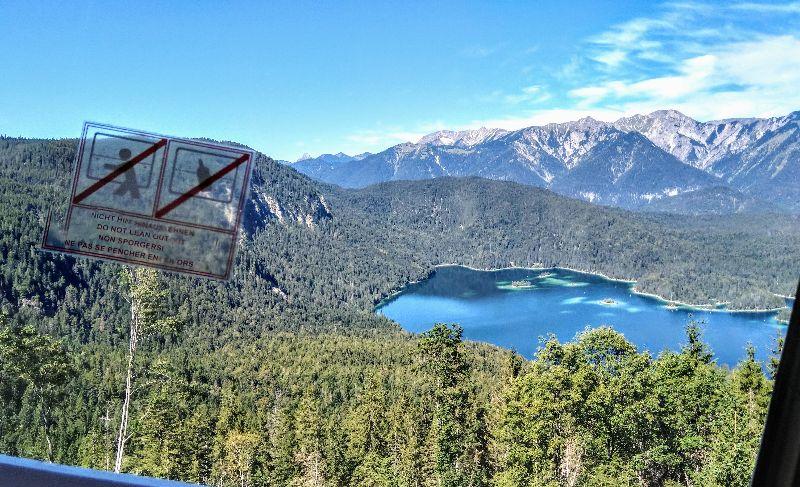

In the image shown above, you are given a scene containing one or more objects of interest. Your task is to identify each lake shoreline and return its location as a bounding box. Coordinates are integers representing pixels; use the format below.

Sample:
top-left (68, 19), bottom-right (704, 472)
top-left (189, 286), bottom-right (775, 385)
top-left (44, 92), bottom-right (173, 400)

top-left (375, 263), bottom-right (790, 315)
top-left (427, 263), bottom-right (788, 314)
top-left (379, 265), bottom-right (786, 366)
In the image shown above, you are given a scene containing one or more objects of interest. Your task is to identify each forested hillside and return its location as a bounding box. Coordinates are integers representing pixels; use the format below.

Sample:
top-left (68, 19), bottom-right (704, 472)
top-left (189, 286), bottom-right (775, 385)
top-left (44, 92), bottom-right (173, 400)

top-left (643, 186), bottom-right (782, 216)
top-left (0, 136), bottom-right (795, 486)
top-left (320, 178), bottom-right (798, 310)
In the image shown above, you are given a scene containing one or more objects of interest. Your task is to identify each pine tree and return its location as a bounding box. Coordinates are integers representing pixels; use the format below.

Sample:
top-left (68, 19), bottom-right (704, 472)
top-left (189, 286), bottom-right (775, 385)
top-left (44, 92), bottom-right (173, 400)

top-left (768, 331), bottom-right (785, 380)
top-left (651, 321), bottom-right (725, 483)
top-left (265, 397), bottom-right (299, 486)
top-left (696, 345), bottom-right (772, 486)
top-left (683, 316), bottom-right (713, 365)
top-left (220, 431), bottom-right (262, 487)
top-left (293, 391), bottom-right (327, 486)
top-left (418, 323), bottom-right (478, 487)
top-left (0, 320), bottom-right (74, 461)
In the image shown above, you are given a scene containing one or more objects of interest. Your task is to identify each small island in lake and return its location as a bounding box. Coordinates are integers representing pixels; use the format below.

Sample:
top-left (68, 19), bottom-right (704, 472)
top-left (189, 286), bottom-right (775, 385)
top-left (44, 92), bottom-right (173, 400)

top-left (511, 279), bottom-right (534, 288)
top-left (378, 265), bottom-right (786, 367)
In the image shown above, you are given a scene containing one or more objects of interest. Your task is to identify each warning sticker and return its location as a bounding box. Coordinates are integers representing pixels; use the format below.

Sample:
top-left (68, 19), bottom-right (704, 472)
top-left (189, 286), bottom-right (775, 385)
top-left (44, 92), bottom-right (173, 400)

top-left (42, 122), bottom-right (255, 280)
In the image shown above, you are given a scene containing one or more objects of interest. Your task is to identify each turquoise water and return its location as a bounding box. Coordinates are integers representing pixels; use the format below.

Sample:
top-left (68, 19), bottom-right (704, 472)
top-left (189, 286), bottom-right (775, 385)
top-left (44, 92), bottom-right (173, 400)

top-left (377, 266), bottom-right (787, 367)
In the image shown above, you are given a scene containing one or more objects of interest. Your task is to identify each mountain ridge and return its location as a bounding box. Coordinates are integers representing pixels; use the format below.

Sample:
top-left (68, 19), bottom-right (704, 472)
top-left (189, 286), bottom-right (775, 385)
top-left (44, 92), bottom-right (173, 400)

top-left (292, 110), bottom-right (799, 212)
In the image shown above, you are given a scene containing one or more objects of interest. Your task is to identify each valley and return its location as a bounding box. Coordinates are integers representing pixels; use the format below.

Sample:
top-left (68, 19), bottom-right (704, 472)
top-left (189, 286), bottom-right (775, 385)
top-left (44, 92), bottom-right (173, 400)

top-left (0, 134), bottom-right (796, 486)
top-left (3, 2), bottom-right (799, 484)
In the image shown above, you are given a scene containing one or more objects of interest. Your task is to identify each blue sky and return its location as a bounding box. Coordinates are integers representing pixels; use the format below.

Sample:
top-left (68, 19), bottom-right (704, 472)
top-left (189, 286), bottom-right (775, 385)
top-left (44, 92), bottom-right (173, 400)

top-left (1, 1), bottom-right (799, 160)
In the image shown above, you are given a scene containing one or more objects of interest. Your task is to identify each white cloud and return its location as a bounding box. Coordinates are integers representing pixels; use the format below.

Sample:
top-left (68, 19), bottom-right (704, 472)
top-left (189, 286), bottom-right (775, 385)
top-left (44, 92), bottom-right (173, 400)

top-left (502, 85), bottom-right (551, 104)
top-left (585, 1), bottom-right (800, 64)
top-left (717, 35), bottom-right (800, 86)
top-left (326, 3), bottom-right (800, 157)
top-left (732, 2), bottom-right (800, 13)
top-left (591, 17), bottom-right (672, 47)
top-left (337, 120), bottom-right (450, 155)
top-left (336, 31), bottom-right (800, 156)
top-left (568, 35), bottom-right (800, 121)
top-left (593, 50), bottom-right (627, 67)
top-left (573, 54), bottom-right (717, 101)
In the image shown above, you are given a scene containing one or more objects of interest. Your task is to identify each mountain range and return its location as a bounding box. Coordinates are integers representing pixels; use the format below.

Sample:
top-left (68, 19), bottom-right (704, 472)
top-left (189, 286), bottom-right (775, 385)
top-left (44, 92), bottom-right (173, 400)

top-left (291, 110), bottom-right (800, 213)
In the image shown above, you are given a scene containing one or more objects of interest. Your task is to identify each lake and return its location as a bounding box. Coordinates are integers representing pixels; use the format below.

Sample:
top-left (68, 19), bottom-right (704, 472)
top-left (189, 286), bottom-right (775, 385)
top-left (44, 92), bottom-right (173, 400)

top-left (377, 265), bottom-right (787, 367)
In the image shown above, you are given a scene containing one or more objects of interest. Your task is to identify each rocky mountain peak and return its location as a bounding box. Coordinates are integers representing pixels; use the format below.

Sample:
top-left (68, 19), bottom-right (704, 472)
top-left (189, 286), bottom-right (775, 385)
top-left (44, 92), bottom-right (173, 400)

top-left (417, 127), bottom-right (509, 147)
top-left (290, 109), bottom-right (799, 213)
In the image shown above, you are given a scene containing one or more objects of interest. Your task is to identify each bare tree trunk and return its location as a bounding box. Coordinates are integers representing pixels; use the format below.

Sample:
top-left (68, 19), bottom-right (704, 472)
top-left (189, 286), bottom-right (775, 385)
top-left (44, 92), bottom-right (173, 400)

top-left (559, 435), bottom-right (583, 487)
top-left (37, 392), bottom-right (53, 462)
top-left (114, 294), bottom-right (138, 473)
top-left (101, 405), bottom-right (111, 471)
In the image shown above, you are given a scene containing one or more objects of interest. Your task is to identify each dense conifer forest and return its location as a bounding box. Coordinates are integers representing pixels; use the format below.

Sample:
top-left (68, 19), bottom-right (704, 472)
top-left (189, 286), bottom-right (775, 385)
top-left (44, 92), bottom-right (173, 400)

top-left (0, 136), bottom-right (796, 486)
